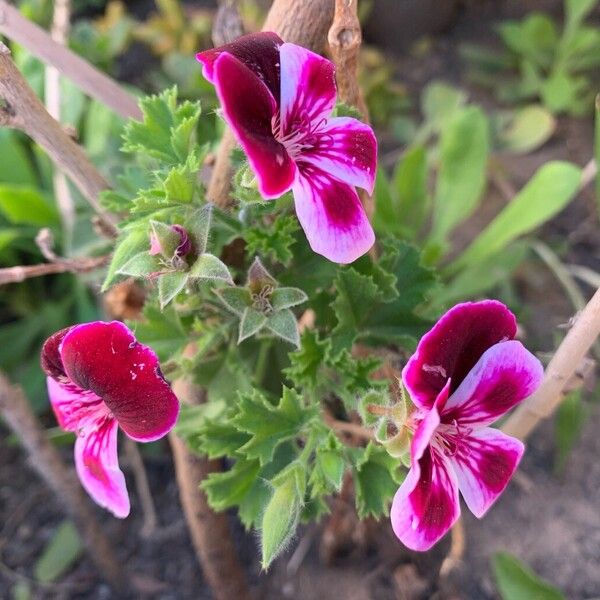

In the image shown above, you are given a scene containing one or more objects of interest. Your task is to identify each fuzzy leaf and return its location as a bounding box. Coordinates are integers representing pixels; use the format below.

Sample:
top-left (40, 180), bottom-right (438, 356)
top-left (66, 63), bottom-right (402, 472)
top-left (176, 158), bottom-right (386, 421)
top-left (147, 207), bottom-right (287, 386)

top-left (130, 305), bottom-right (187, 361)
top-left (202, 458), bottom-right (261, 511)
top-left (310, 434), bottom-right (345, 496)
top-left (150, 220), bottom-right (181, 257)
top-left (102, 228), bottom-right (150, 290)
top-left (186, 204), bottom-right (213, 254)
top-left (265, 309), bottom-right (300, 347)
top-left (158, 271), bottom-right (188, 308)
top-left (261, 464), bottom-right (305, 569)
top-left (244, 215), bottom-right (299, 266)
top-left (189, 253), bottom-right (232, 283)
top-left (217, 286), bottom-right (252, 316)
top-left (116, 251), bottom-right (160, 278)
top-left (285, 330), bottom-right (330, 389)
top-left (34, 521), bottom-right (83, 583)
top-left (270, 287), bottom-right (308, 311)
top-left (238, 307), bottom-right (267, 343)
top-left (232, 389), bottom-right (317, 465)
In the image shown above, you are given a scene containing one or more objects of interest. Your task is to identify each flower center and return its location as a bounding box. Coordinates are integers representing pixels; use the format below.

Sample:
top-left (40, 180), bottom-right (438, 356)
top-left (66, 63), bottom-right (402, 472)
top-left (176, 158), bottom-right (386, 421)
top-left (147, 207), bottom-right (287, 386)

top-left (271, 111), bottom-right (324, 160)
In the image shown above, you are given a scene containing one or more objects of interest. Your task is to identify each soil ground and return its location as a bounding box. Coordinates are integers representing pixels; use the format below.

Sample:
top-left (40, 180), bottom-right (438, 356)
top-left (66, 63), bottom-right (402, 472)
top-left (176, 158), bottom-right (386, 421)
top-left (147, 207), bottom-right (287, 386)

top-left (1, 1), bottom-right (600, 598)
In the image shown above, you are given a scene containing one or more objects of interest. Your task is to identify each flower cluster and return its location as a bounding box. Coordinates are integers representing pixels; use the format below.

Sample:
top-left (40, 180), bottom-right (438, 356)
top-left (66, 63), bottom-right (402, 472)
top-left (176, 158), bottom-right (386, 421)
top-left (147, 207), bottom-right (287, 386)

top-left (197, 32), bottom-right (377, 264)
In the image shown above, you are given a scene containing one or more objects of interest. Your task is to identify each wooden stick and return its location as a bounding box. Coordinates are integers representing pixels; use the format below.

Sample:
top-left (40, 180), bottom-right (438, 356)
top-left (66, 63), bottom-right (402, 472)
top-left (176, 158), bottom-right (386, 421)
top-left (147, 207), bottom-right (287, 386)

top-left (0, 42), bottom-right (118, 236)
top-left (0, 255), bottom-right (109, 285)
top-left (502, 286), bottom-right (600, 440)
top-left (0, 373), bottom-right (128, 592)
top-left (169, 360), bottom-right (251, 600)
top-left (0, 0), bottom-right (141, 121)
top-left (206, 0), bottom-right (336, 207)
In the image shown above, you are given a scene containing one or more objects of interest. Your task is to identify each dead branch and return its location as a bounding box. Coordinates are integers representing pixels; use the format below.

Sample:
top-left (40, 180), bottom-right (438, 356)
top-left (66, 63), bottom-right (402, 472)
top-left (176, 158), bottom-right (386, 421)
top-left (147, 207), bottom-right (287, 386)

top-left (207, 0), bottom-right (336, 207)
top-left (169, 350), bottom-right (251, 600)
top-left (0, 42), bottom-right (118, 236)
top-left (0, 255), bottom-right (109, 285)
top-left (0, 373), bottom-right (128, 591)
top-left (502, 286), bottom-right (600, 440)
top-left (213, 0), bottom-right (245, 46)
top-left (0, 0), bottom-right (141, 120)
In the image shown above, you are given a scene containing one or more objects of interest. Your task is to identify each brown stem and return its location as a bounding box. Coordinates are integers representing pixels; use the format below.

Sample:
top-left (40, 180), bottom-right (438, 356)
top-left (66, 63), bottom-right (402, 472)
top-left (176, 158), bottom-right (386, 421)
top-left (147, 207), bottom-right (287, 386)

top-left (502, 286), bottom-right (600, 440)
top-left (0, 43), bottom-right (118, 236)
top-left (324, 412), bottom-right (374, 442)
top-left (439, 518), bottom-right (465, 577)
top-left (207, 0), bottom-right (336, 207)
top-left (0, 373), bottom-right (128, 591)
top-left (169, 363), bottom-right (251, 600)
top-left (0, 255), bottom-right (109, 285)
top-left (0, 0), bottom-right (141, 121)
top-left (124, 437), bottom-right (158, 538)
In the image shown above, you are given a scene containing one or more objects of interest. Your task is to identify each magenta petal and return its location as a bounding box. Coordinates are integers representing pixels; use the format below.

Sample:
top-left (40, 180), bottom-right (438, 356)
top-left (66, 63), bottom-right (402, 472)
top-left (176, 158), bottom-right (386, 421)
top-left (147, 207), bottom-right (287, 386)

top-left (301, 117), bottom-right (377, 193)
top-left (293, 166), bottom-right (375, 263)
top-left (391, 445), bottom-right (460, 551)
top-left (41, 326), bottom-right (73, 381)
top-left (212, 53), bottom-right (296, 198)
top-left (451, 427), bottom-right (524, 518)
top-left (279, 42), bottom-right (337, 136)
top-left (403, 301), bottom-right (517, 410)
top-left (59, 321), bottom-right (179, 443)
top-left (74, 416), bottom-right (130, 518)
top-left (47, 377), bottom-right (107, 432)
top-left (411, 380), bottom-right (449, 464)
top-left (442, 340), bottom-right (543, 428)
top-left (196, 31), bottom-right (283, 100)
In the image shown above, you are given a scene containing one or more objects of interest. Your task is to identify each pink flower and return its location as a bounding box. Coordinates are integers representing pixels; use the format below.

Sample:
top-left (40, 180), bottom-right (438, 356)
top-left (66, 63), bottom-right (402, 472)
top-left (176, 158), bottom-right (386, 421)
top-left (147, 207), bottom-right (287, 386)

top-left (149, 224), bottom-right (191, 258)
top-left (196, 32), bottom-right (377, 264)
top-left (391, 301), bottom-right (543, 551)
top-left (41, 321), bottom-right (179, 518)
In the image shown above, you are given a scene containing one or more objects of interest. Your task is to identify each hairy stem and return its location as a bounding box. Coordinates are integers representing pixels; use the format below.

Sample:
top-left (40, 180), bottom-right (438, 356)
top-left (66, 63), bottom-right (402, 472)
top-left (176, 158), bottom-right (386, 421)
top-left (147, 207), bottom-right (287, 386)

top-left (502, 286), bottom-right (600, 440)
top-left (0, 373), bottom-right (128, 591)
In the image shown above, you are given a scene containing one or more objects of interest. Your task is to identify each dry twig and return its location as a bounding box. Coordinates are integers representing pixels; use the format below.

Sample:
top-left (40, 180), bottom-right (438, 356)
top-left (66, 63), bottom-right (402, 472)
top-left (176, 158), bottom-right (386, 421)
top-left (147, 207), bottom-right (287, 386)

top-left (0, 0), bottom-right (141, 120)
top-left (503, 286), bottom-right (600, 440)
top-left (0, 373), bottom-right (128, 591)
top-left (0, 42), bottom-right (118, 236)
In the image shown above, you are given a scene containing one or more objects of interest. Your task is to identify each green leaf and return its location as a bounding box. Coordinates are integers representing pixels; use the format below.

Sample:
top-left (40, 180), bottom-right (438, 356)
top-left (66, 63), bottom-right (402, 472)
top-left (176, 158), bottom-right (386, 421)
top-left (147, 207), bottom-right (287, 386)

top-left (430, 106), bottom-right (490, 244)
top-left (540, 71), bottom-right (580, 113)
top-left (116, 250), bottom-right (160, 278)
top-left (232, 388), bottom-right (317, 465)
top-left (189, 253), bottom-right (233, 284)
top-left (285, 330), bottom-right (330, 389)
top-left (310, 434), bottom-right (346, 495)
top-left (239, 307), bottom-right (268, 343)
top-left (353, 443), bottom-right (402, 518)
top-left (451, 161), bottom-right (582, 270)
top-left (270, 287), bottom-right (308, 311)
top-left (244, 215), bottom-right (299, 266)
top-left (149, 220), bottom-right (180, 258)
top-left (372, 167), bottom-right (397, 236)
top-left (498, 14), bottom-right (558, 67)
top-left (0, 130), bottom-right (37, 186)
top-left (186, 204), bottom-right (213, 254)
top-left (394, 145), bottom-right (429, 238)
top-left (265, 309), bottom-right (300, 347)
top-left (158, 271), bottom-right (189, 308)
top-left (554, 389), bottom-right (586, 474)
top-left (217, 286), bottom-right (252, 316)
top-left (492, 552), bottom-right (566, 600)
top-left (595, 95), bottom-right (600, 214)
top-left (163, 156), bottom-right (198, 204)
top-left (496, 105), bottom-right (556, 154)
top-left (202, 458), bottom-right (261, 511)
top-left (102, 227), bottom-right (149, 290)
top-left (261, 463), bottom-right (305, 569)
top-left (0, 186), bottom-right (58, 226)
top-left (34, 521), bottom-right (83, 583)
top-left (564, 0), bottom-right (597, 34)
top-left (10, 581), bottom-right (31, 600)
top-left (421, 81), bottom-right (467, 133)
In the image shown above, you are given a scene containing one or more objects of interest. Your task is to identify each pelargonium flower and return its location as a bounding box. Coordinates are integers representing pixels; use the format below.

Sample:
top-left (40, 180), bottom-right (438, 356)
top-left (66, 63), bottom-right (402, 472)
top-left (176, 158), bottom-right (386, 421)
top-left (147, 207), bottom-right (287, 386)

top-left (41, 321), bottom-right (179, 518)
top-left (196, 32), bottom-right (377, 264)
top-left (391, 301), bottom-right (543, 551)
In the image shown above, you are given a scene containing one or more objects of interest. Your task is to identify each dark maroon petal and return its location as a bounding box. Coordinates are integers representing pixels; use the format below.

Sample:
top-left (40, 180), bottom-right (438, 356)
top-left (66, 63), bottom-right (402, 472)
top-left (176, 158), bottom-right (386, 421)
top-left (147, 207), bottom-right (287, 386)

top-left (59, 321), bottom-right (179, 442)
top-left (41, 326), bottom-right (74, 381)
top-left (213, 53), bottom-right (297, 198)
top-left (402, 301), bottom-right (517, 410)
top-left (196, 31), bottom-right (283, 101)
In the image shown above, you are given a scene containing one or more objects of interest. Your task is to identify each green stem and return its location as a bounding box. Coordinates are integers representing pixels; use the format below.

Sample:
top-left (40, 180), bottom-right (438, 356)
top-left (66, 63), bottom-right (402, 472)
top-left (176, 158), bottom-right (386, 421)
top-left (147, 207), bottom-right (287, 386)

top-left (254, 338), bottom-right (271, 386)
